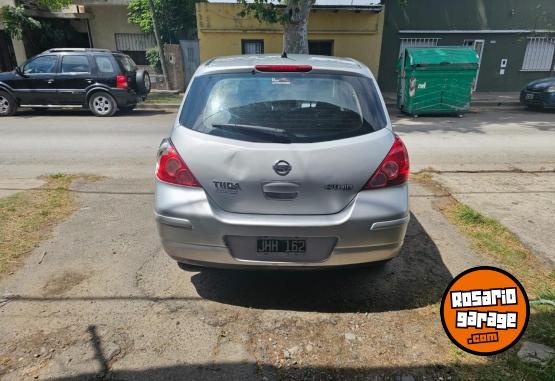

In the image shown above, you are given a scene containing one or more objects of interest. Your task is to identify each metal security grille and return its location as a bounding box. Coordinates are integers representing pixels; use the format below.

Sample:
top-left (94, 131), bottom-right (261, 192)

top-left (398, 38), bottom-right (440, 57)
top-left (241, 40), bottom-right (264, 54)
top-left (521, 37), bottom-right (555, 71)
top-left (115, 33), bottom-right (156, 51)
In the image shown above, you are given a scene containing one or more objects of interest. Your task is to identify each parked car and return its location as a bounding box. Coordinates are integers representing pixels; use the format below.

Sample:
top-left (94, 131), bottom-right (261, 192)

top-left (0, 48), bottom-right (150, 117)
top-left (520, 77), bottom-right (555, 109)
top-left (154, 54), bottom-right (410, 270)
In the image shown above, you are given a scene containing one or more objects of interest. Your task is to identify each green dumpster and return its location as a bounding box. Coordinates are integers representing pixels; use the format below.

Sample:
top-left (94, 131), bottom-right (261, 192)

top-left (397, 47), bottom-right (479, 116)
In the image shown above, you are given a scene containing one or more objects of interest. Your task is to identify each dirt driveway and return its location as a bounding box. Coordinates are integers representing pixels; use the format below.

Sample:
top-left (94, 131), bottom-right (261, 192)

top-left (1, 108), bottom-right (553, 380)
top-left (0, 178), bottom-right (495, 380)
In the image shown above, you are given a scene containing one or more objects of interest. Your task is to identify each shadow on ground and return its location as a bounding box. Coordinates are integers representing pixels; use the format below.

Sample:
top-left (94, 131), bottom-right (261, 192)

top-left (12, 109), bottom-right (169, 118)
top-left (2, 215), bottom-right (452, 314)
top-left (189, 213), bottom-right (453, 313)
top-left (50, 326), bottom-right (467, 380)
top-left (47, 362), bottom-right (469, 381)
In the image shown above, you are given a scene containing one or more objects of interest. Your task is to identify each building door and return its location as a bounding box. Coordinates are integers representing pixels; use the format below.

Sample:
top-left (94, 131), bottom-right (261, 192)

top-left (179, 40), bottom-right (200, 87)
top-left (464, 39), bottom-right (484, 91)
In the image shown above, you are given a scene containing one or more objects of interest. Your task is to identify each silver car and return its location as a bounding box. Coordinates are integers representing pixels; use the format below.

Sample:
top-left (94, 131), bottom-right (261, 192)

top-left (155, 55), bottom-right (409, 269)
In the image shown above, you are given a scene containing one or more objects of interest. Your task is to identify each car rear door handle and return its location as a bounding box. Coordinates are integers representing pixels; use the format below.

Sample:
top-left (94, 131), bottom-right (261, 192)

top-left (262, 182), bottom-right (299, 200)
top-left (47, 79), bottom-right (54, 84)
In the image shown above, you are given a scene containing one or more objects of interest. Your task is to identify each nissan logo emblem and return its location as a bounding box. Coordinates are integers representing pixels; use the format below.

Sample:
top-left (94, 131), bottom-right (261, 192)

top-left (273, 160), bottom-right (292, 176)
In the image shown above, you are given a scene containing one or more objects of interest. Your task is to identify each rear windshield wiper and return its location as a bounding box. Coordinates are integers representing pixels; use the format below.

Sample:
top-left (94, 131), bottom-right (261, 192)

top-left (211, 123), bottom-right (293, 143)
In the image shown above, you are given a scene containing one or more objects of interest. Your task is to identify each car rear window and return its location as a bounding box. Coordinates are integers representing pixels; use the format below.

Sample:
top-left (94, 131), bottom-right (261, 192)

top-left (179, 72), bottom-right (387, 143)
top-left (116, 54), bottom-right (137, 72)
top-left (61, 55), bottom-right (90, 73)
top-left (95, 56), bottom-right (116, 74)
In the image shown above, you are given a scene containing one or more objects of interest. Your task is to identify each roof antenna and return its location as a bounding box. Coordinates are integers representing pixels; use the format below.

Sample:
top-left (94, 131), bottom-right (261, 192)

top-left (281, 50), bottom-right (288, 59)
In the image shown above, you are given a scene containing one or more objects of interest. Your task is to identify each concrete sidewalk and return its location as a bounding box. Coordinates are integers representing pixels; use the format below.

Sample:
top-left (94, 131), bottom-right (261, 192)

top-left (0, 178), bottom-right (44, 198)
top-left (0, 178), bottom-right (490, 380)
top-left (432, 171), bottom-right (555, 266)
top-left (137, 92), bottom-right (522, 111)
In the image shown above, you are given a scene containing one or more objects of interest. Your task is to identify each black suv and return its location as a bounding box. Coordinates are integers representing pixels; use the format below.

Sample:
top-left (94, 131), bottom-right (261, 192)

top-left (0, 48), bottom-right (150, 117)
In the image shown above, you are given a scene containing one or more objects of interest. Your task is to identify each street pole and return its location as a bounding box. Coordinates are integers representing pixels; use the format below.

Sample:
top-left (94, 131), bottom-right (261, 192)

top-left (147, 0), bottom-right (169, 89)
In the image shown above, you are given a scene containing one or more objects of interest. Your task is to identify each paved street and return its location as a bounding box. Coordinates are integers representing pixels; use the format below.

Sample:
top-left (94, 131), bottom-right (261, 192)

top-left (0, 107), bottom-right (554, 379)
top-left (1, 108), bottom-right (554, 179)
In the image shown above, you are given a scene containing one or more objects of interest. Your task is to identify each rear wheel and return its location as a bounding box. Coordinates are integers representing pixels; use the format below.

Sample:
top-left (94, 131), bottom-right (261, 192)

top-left (0, 91), bottom-right (17, 116)
top-left (136, 70), bottom-right (151, 95)
top-left (89, 92), bottom-right (117, 117)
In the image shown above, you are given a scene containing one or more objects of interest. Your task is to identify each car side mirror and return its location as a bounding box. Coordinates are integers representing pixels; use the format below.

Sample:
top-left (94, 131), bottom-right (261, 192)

top-left (15, 66), bottom-right (29, 78)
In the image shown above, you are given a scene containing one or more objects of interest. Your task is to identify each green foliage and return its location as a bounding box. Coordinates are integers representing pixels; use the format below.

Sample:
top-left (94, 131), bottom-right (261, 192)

top-left (128, 0), bottom-right (200, 42)
top-left (37, 0), bottom-right (73, 11)
top-left (1, 5), bottom-right (41, 40)
top-left (1, 0), bottom-right (73, 40)
top-left (146, 47), bottom-right (161, 73)
top-left (128, 0), bottom-right (153, 33)
top-left (237, 0), bottom-right (282, 25)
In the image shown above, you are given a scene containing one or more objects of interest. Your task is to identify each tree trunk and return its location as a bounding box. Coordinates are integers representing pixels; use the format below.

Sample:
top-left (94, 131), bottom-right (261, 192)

top-left (282, 0), bottom-right (315, 54)
top-left (147, 0), bottom-right (169, 89)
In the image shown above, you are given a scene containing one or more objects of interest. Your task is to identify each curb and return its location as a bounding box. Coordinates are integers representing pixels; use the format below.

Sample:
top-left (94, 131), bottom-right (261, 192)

top-left (137, 101), bottom-right (523, 112)
top-left (385, 102), bottom-right (523, 111)
top-left (136, 104), bottom-right (180, 111)
top-left (384, 101), bottom-right (521, 107)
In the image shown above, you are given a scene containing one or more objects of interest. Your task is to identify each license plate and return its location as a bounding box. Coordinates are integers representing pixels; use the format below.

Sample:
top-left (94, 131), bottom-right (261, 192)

top-left (256, 238), bottom-right (306, 253)
top-left (526, 94), bottom-right (534, 100)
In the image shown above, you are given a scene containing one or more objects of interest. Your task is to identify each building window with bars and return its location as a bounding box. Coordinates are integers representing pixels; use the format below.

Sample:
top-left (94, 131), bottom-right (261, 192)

top-left (521, 37), bottom-right (555, 71)
top-left (241, 39), bottom-right (264, 54)
top-left (114, 33), bottom-right (156, 65)
top-left (398, 38), bottom-right (440, 57)
top-left (309, 40), bottom-right (334, 56)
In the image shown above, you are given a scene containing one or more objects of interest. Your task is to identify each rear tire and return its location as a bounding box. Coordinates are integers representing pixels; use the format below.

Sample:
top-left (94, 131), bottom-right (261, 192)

top-left (0, 91), bottom-right (17, 116)
top-left (136, 70), bottom-right (151, 95)
top-left (89, 92), bottom-right (117, 117)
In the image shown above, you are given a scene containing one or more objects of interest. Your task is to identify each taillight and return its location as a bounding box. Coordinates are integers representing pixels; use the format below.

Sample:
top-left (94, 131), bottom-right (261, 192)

top-left (116, 74), bottom-right (128, 89)
top-left (363, 135), bottom-right (409, 190)
top-left (156, 140), bottom-right (201, 187)
top-left (255, 65), bottom-right (312, 72)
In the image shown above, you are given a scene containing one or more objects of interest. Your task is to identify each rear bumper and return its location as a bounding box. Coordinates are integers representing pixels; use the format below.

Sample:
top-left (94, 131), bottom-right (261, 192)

top-left (110, 88), bottom-right (145, 107)
top-left (155, 181), bottom-right (409, 268)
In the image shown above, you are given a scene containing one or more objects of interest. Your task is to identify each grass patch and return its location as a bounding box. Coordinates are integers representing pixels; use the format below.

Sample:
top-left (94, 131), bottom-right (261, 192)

top-left (414, 172), bottom-right (555, 380)
top-left (443, 200), bottom-right (554, 298)
top-left (445, 201), bottom-right (555, 380)
top-left (451, 204), bottom-right (529, 266)
top-left (144, 93), bottom-right (182, 105)
top-left (0, 174), bottom-right (101, 276)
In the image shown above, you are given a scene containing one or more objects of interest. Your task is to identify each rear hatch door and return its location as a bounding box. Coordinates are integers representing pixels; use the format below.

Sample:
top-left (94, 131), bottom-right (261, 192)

top-left (172, 70), bottom-right (391, 215)
top-left (172, 129), bottom-right (393, 215)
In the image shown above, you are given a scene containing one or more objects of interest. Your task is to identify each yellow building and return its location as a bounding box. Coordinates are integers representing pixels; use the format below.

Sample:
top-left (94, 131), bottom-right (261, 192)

top-left (196, 0), bottom-right (385, 76)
